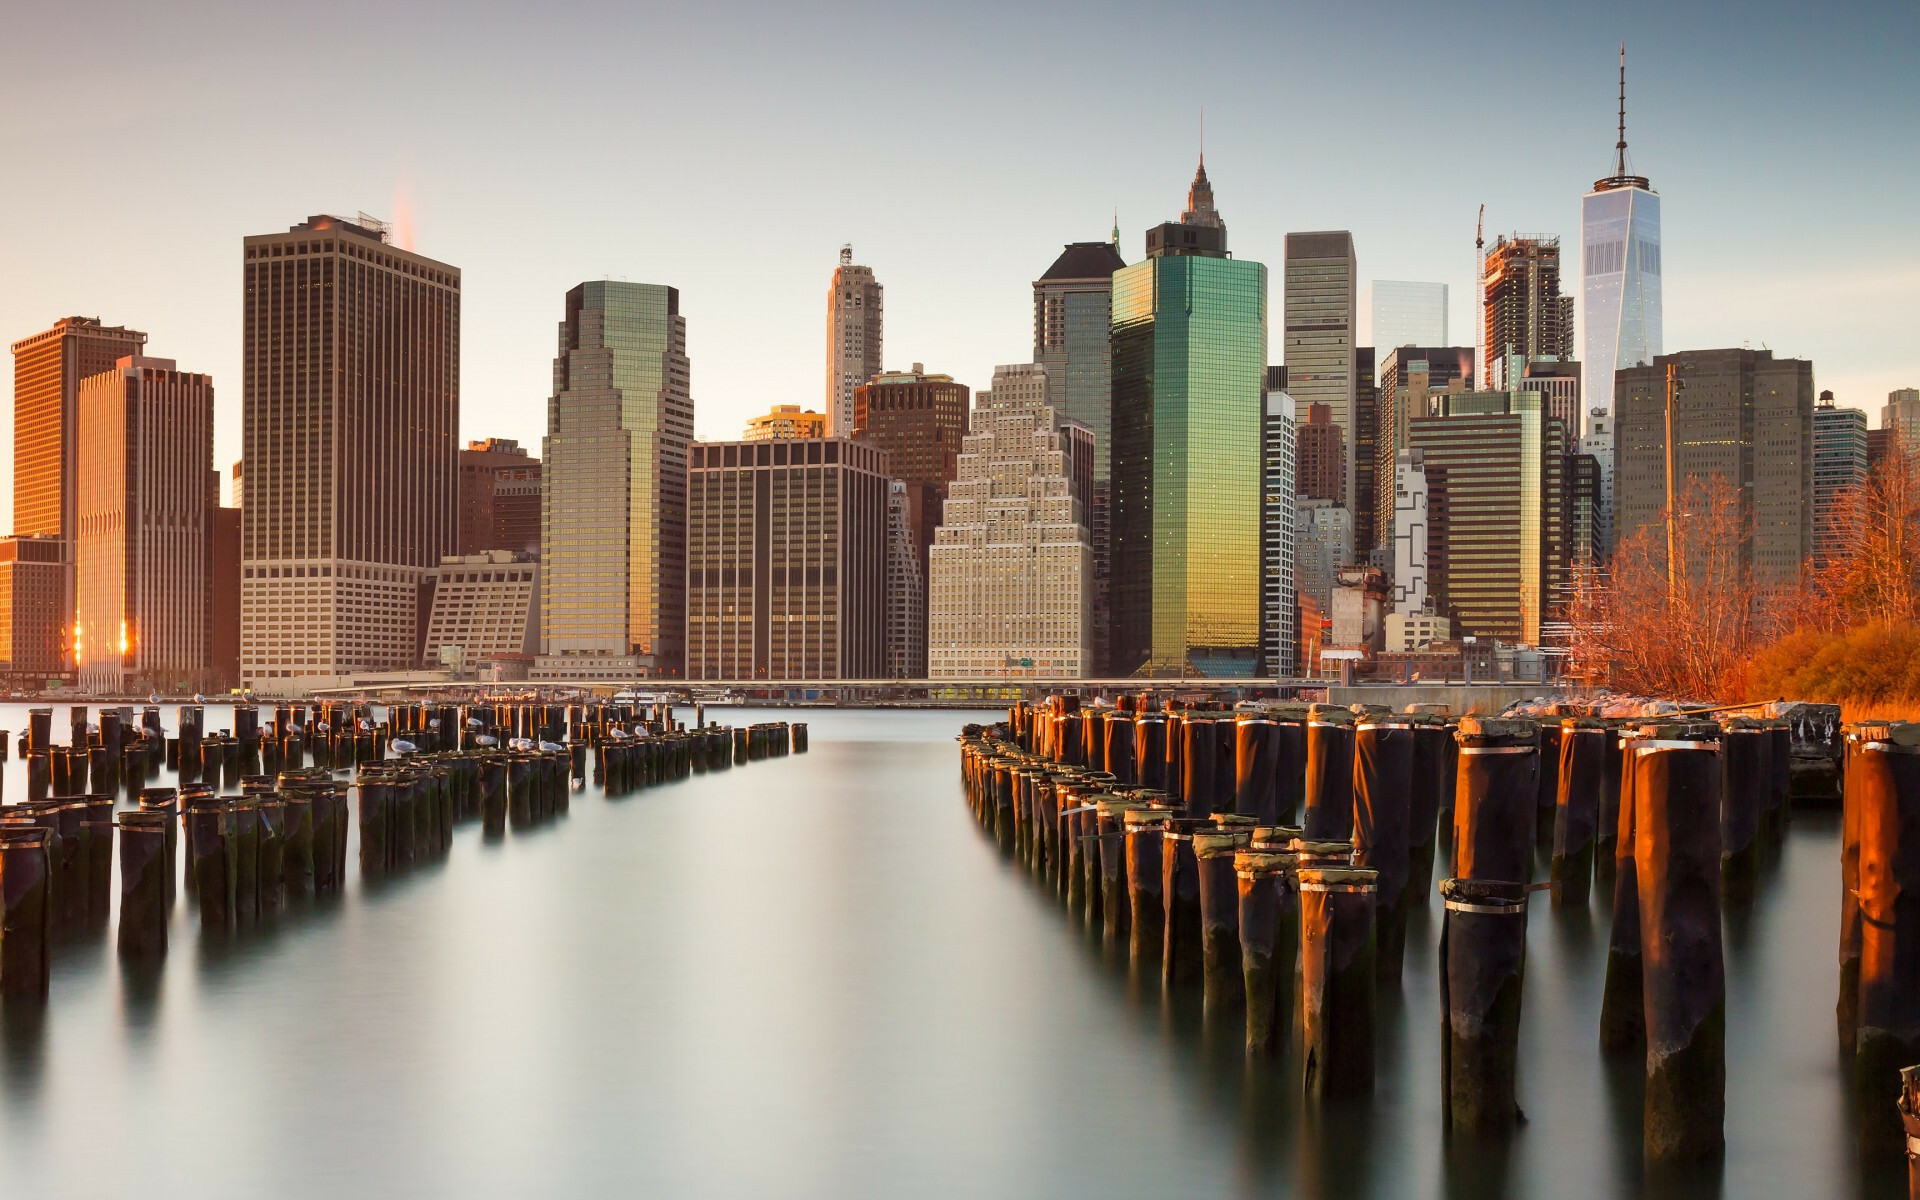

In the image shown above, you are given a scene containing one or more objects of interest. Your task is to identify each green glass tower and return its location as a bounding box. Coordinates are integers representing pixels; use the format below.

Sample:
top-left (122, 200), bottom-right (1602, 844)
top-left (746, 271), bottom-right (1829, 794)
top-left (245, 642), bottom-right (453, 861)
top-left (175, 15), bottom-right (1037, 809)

top-left (1110, 159), bottom-right (1268, 677)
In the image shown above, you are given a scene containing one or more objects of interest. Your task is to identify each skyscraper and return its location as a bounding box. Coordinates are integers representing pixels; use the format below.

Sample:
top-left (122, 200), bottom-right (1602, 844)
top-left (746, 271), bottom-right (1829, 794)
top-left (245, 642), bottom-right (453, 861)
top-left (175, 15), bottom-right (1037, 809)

top-left (538, 281), bottom-right (691, 680)
top-left (0, 536), bottom-right (64, 685)
top-left (1372, 346), bottom-right (1474, 559)
top-left (1034, 236), bottom-right (1126, 674)
top-left (1811, 391), bottom-right (1867, 566)
top-left (1352, 347), bottom-right (1379, 559)
top-left (1391, 449), bottom-right (1429, 615)
top-left (241, 215), bottom-right (459, 688)
top-left (927, 366), bottom-right (1093, 678)
top-left (74, 356), bottom-right (214, 693)
top-left (1409, 386), bottom-right (1570, 644)
top-left (1284, 232), bottom-right (1357, 507)
top-left (1261, 388), bottom-right (1298, 677)
top-left (825, 245), bottom-right (883, 438)
top-left (1615, 349), bottom-right (1813, 591)
top-left (1582, 45), bottom-right (1663, 440)
top-left (1371, 281), bottom-right (1448, 349)
top-left (1885, 387), bottom-right (1920, 460)
top-left (459, 438), bottom-right (541, 556)
top-left (852, 365), bottom-right (969, 582)
top-left (1296, 402), bottom-right (1345, 503)
top-left (1481, 235), bottom-right (1574, 388)
top-left (1112, 159), bottom-right (1267, 677)
top-left (685, 438), bottom-right (888, 681)
top-left (743, 405), bottom-right (826, 441)
top-left (885, 480), bottom-right (924, 679)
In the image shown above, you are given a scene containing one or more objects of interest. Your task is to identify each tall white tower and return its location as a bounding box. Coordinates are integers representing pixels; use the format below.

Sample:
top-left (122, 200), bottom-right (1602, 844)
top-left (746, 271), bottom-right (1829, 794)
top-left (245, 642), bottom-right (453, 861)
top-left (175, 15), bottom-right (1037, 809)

top-left (824, 245), bottom-right (883, 438)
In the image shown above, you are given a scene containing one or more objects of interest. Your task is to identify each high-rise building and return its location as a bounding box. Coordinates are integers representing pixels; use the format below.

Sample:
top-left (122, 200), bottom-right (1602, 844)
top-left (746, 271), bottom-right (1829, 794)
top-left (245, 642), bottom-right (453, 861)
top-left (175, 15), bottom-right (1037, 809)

top-left (421, 551), bottom-right (540, 670)
top-left (0, 536), bottom-right (66, 685)
top-left (853, 363), bottom-right (968, 591)
top-left (1371, 281), bottom-right (1448, 350)
top-left (1391, 449), bottom-right (1429, 614)
top-left (241, 215), bottom-right (459, 688)
top-left (825, 246), bottom-right (883, 438)
top-left (1296, 502), bottom-right (1353, 630)
top-left (1260, 389), bottom-right (1298, 677)
top-left (1352, 347), bottom-right (1379, 560)
top-left (1284, 232), bottom-right (1357, 507)
top-left (1885, 387), bottom-right (1920, 461)
top-left (1481, 235), bottom-right (1574, 388)
top-left (74, 356), bottom-right (214, 694)
top-left (1409, 386), bottom-right (1570, 644)
top-left (1296, 402), bottom-right (1345, 503)
top-left (1372, 346), bottom-right (1473, 560)
top-left (743, 405), bottom-right (826, 441)
top-left (226, 461), bottom-right (244, 509)
top-left (1516, 357), bottom-right (1583, 432)
top-left (928, 367), bottom-right (1093, 679)
top-left (1034, 236), bottom-right (1126, 675)
top-left (211, 504), bottom-right (240, 691)
top-left (1615, 348), bottom-right (1813, 591)
top-left (685, 438), bottom-right (888, 680)
top-left (1811, 391), bottom-right (1868, 566)
top-left (1583, 45), bottom-right (1663, 441)
top-left (538, 281), bottom-right (691, 681)
top-left (885, 480), bottom-right (925, 679)
top-left (459, 438), bottom-right (542, 556)
top-left (1112, 160), bottom-right (1267, 677)
top-left (1566, 452), bottom-right (1604, 569)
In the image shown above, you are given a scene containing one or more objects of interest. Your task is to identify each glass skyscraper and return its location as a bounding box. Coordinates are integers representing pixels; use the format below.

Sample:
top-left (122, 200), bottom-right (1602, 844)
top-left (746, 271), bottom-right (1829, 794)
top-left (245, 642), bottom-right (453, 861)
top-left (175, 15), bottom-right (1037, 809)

top-left (1111, 159), bottom-right (1267, 678)
top-left (1582, 47), bottom-right (1662, 440)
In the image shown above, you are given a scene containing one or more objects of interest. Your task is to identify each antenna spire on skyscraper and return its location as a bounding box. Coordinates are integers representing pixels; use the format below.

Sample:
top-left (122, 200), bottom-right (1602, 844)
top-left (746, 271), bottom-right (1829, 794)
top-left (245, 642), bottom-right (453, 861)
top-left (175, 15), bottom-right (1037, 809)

top-left (1615, 43), bottom-right (1629, 180)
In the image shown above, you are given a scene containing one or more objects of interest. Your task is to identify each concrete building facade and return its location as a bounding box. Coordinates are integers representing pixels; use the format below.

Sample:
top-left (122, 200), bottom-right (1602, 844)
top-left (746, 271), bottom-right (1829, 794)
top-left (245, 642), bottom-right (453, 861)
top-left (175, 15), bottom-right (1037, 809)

top-left (421, 551), bottom-right (540, 670)
top-left (927, 367), bottom-right (1093, 679)
top-left (1261, 389), bottom-right (1299, 678)
top-left (825, 246), bottom-right (883, 438)
top-left (1372, 346), bottom-right (1473, 560)
top-left (240, 215), bottom-right (460, 689)
top-left (1284, 232), bottom-right (1357, 507)
top-left (459, 438), bottom-right (541, 556)
top-left (0, 536), bottom-right (66, 685)
top-left (1812, 392), bottom-right (1867, 565)
top-left (685, 438), bottom-right (888, 681)
top-left (744, 405), bottom-right (826, 441)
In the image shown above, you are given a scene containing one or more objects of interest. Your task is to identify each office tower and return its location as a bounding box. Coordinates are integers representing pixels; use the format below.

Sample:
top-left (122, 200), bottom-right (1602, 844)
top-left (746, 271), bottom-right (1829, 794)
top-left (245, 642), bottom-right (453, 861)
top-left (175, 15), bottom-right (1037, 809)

top-left (1112, 159), bottom-right (1267, 677)
top-left (1566, 452), bottom-right (1603, 567)
top-left (1296, 501), bottom-right (1353, 619)
top-left (1868, 428), bottom-right (1894, 471)
top-left (0, 536), bottom-right (66, 685)
top-left (211, 504), bottom-right (240, 691)
top-left (1583, 45), bottom-right (1663, 440)
top-left (421, 551), bottom-right (541, 671)
top-left (1372, 346), bottom-right (1474, 557)
top-left (1261, 388), bottom-right (1298, 677)
top-left (1409, 386), bottom-right (1570, 644)
top-left (1296, 402), bottom-right (1345, 502)
top-left (74, 356), bottom-right (214, 694)
top-left (538, 281), bottom-right (690, 681)
top-left (1614, 348), bottom-right (1813, 590)
top-left (226, 461), bottom-right (244, 509)
top-left (1034, 235), bottom-right (1126, 674)
top-left (459, 438), bottom-right (542, 556)
top-left (1811, 391), bottom-right (1868, 565)
top-left (1284, 232), bottom-right (1358, 506)
top-left (685, 438), bottom-right (888, 680)
top-left (825, 245), bottom-right (883, 437)
top-left (1391, 449), bottom-right (1429, 613)
top-left (743, 405), bottom-right (826, 441)
top-left (241, 215), bottom-right (459, 688)
top-left (927, 370), bottom-right (1093, 678)
top-left (1481, 235), bottom-right (1573, 388)
top-left (885, 480), bottom-right (925, 679)
top-left (853, 363), bottom-right (968, 587)
top-left (1516, 357), bottom-right (1583, 431)
top-left (1886, 387), bottom-right (1920, 460)
top-left (1371, 281), bottom-right (1448, 349)
top-left (1352, 348), bottom-right (1379, 559)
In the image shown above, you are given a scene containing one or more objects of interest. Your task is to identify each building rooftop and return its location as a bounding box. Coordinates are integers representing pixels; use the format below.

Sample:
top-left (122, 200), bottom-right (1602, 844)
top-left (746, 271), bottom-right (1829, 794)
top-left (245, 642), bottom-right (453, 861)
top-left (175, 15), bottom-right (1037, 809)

top-left (1038, 241), bottom-right (1126, 282)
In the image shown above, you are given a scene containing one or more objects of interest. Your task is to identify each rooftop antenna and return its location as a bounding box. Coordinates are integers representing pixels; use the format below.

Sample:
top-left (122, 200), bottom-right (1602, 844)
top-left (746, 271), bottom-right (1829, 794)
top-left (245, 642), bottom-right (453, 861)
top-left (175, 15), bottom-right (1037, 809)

top-left (1614, 43), bottom-right (1629, 179)
top-left (839, 244), bottom-right (852, 267)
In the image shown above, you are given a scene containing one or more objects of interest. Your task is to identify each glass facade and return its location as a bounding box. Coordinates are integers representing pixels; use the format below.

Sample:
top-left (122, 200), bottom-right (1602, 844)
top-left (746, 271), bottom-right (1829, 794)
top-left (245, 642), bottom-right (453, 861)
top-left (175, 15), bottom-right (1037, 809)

top-left (1112, 253), bottom-right (1267, 678)
top-left (1581, 184), bottom-right (1662, 436)
top-left (542, 281), bottom-right (691, 675)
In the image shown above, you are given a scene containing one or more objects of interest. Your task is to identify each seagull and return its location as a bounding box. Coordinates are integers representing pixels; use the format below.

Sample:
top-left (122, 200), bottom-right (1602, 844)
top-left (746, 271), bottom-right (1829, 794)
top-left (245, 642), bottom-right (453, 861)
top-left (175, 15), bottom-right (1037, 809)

top-left (428, 718), bottom-right (442, 730)
top-left (508, 737), bottom-right (535, 752)
top-left (537, 740), bottom-right (565, 754)
top-left (606, 728), bottom-right (629, 740)
top-left (466, 717), bottom-right (484, 729)
top-left (393, 739), bottom-right (418, 755)
top-left (473, 734), bottom-right (499, 748)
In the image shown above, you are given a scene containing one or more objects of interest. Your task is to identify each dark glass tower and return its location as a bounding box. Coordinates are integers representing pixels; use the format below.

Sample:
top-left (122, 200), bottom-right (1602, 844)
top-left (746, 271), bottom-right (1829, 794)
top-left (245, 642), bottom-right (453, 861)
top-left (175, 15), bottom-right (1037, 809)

top-left (1111, 159), bottom-right (1268, 678)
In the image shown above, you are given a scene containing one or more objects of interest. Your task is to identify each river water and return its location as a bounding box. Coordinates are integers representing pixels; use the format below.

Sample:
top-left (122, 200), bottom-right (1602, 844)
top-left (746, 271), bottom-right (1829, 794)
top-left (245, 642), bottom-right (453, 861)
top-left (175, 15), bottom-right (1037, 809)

top-left (0, 704), bottom-right (1904, 1198)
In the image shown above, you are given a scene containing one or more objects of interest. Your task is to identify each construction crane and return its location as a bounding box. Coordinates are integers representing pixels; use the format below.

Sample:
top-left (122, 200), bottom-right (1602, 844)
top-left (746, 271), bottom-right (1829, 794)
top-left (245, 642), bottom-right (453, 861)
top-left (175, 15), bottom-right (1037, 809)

top-left (1474, 204), bottom-right (1485, 387)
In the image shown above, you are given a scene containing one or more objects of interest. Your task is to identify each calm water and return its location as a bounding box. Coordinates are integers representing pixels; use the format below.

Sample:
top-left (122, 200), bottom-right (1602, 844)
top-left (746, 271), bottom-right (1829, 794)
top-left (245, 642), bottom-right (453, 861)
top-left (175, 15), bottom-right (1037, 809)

top-left (0, 703), bottom-right (1904, 1198)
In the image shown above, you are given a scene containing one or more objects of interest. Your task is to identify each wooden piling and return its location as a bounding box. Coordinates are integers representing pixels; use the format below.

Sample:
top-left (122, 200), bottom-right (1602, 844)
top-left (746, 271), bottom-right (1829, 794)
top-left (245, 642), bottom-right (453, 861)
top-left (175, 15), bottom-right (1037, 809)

top-left (1439, 877), bottom-right (1528, 1133)
top-left (1300, 866), bottom-right (1377, 1099)
top-left (0, 828), bottom-right (53, 1003)
top-left (1195, 828), bottom-right (1245, 1012)
top-left (115, 813), bottom-right (170, 961)
top-left (1851, 722), bottom-right (1920, 1152)
top-left (1352, 716), bottom-right (1415, 981)
top-left (1554, 718), bottom-right (1606, 907)
top-left (1302, 706), bottom-right (1356, 842)
top-left (1236, 849), bottom-right (1298, 1057)
top-left (1125, 808), bottom-right (1171, 969)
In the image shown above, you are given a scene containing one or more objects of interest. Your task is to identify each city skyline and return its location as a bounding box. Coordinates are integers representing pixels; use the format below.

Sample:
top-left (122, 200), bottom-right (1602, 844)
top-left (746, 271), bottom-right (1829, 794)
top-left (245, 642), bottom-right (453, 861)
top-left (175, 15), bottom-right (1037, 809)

top-left (2, 2), bottom-right (1915, 535)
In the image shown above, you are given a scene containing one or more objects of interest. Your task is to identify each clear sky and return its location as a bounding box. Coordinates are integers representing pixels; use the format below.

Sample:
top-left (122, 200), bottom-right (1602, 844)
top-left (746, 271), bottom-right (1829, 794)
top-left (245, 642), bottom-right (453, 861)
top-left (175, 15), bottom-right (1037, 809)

top-left (3, 0), bottom-right (1916, 531)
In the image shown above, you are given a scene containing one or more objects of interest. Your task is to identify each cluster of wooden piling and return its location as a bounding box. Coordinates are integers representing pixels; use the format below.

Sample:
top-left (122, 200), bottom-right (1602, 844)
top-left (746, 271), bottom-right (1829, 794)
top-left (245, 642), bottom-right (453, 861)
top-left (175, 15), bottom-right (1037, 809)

top-left (965, 697), bottom-right (1920, 1171)
top-left (0, 700), bottom-right (805, 1006)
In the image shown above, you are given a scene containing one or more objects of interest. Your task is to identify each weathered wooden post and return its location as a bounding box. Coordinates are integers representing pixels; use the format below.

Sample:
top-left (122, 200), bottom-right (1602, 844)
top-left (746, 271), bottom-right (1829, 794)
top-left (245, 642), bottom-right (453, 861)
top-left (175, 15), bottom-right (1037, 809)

top-left (1237, 849), bottom-right (1297, 1057)
top-left (1900, 1066), bottom-right (1920, 1199)
top-left (1452, 717), bottom-right (1538, 883)
top-left (1162, 818), bottom-right (1207, 986)
top-left (1597, 724), bottom-right (1628, 885)
top-left (185, 796), bottom-right (233, 933)
top-left (1719, 716), bottom-right (1769, 902)
top-left (1851, 722), bottom-right (1920, 1152)
top-left (1635, 735), bottom-right (1726, 1162)
top-left (1096, 796), bottom-right (1143, 945)
top-left (1535, 719), bottom-right (1562, 841)
top-left (1182, 717), bottom-right (1222, 820)
top-left (1353, 714), bottom-right (1414, 980)
top-left (1602, 724), bottom-right (1654, 1053)
top-left (1765, 719), bottom-right (1792, 840)
top-left (1234, 713), bottom-right (1280, 825)
top-left (1554, 718), bottom-right (1606, 906)
top-left (1125, 808), bottom-right (1171, 969)
top-left (1299, 866), bottom-right (1377, 1099)
top-left (1104, 712), bottom-right (1136, 786)
top-left (1134, 713), bottom-right (1169, 792)
top-left (1408, 713), bottom-right (1450, 903)
top-left (1194, 827), bottom-right (1244, 1012)
top-left (136, 788), bottom-right (180, 907)
top-left (1302, 706), bottom-right (1355, 841)
top-left (0, 828), bottom-right (53, 1003)
top-left (1439, 877), bottom-right (1529, 1133)
top-left (115, 812), bottom-right (170, 961)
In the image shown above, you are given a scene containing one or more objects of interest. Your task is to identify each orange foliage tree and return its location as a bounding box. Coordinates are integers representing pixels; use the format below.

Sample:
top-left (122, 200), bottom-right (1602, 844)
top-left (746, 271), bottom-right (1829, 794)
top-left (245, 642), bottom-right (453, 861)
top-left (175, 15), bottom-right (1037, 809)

top-left (1798, 445), bottom-right (1920, 631)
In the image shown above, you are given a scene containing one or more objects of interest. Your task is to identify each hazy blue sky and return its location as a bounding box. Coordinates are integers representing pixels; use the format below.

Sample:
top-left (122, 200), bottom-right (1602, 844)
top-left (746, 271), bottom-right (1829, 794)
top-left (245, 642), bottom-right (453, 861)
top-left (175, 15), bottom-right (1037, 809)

top-left (3, 0), bottom-right (1915, 530)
